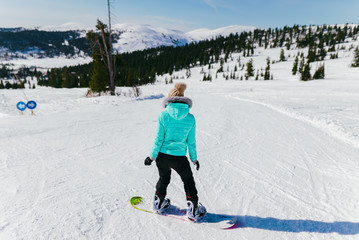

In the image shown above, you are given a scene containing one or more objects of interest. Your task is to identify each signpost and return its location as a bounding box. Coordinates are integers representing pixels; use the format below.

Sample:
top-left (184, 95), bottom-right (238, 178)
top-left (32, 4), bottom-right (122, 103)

top-left (16, 100), bottom-right (37, 115)
top-left (16, 101), bottom-right (27, 114)
top-left (27, 100), bottom-right (37, 115)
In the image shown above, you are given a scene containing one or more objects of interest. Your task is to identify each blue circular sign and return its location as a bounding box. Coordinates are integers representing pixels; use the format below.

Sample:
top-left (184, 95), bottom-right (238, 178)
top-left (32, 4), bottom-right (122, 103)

top-left (17, 101), bottom-right (27, 111)
top-left (27, 100), bottom-right (37, 110)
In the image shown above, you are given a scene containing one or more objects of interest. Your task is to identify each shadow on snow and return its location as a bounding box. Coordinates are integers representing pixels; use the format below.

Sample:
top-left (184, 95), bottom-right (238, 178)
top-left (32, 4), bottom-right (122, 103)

top-left (229, 215), bottom-right (359, 235)
top-left (162, 206), bottom-right (359, 234)
top-left (136, 94), bottom-right (165, 101)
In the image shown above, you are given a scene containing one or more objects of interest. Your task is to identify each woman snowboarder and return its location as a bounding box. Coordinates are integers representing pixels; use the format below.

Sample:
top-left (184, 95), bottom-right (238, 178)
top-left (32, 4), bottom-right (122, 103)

top-left (144, 83), bottom-right (207, 221)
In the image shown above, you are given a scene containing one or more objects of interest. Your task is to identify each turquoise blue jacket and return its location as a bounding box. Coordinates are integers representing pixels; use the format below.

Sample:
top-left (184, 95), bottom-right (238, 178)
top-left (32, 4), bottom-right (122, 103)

top-left (150, 97), bottom-right (197, 161)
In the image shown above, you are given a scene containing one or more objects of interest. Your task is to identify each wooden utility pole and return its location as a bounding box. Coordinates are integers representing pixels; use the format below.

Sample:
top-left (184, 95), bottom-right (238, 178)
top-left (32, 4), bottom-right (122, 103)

top-left (107, 0), bottom-right (116, 95)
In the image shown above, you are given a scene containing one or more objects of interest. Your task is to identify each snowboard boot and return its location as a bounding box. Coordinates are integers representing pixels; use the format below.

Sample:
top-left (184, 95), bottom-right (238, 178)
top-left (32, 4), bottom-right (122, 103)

top-left (153, 194), bottom-right (170, 214)
top-left (187, 199), bottom-right (207, 222)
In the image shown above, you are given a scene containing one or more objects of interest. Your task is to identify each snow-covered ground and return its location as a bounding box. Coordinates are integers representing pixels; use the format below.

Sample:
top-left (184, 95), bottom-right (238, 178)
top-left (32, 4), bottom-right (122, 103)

top-left (2, 55), bottom-right (92, 69)
top-left (1, 70), bottom-right (359, 239)
top-left (1, 35), bottom-right (359, 239)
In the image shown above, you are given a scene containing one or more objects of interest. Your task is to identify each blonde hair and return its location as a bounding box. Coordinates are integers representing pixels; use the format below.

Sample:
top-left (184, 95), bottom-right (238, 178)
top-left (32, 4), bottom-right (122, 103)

top-left (168, 83), bottom-right (187, 97)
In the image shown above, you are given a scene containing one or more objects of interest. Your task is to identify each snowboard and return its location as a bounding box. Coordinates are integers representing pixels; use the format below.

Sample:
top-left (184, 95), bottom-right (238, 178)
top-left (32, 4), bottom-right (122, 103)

top-left (130, 196), bottom-right (239, 230)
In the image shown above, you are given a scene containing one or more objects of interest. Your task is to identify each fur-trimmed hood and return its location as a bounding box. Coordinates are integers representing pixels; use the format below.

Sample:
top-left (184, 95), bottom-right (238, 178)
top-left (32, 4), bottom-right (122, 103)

top-left (162, 96), bottom-right (193, 108)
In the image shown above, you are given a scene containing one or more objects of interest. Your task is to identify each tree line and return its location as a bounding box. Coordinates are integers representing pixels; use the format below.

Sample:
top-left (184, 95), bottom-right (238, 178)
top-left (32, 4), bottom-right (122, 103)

top-left (0, 29), bottom-right (91, 59)
top-left (2, 24), bottom-right (359, 91)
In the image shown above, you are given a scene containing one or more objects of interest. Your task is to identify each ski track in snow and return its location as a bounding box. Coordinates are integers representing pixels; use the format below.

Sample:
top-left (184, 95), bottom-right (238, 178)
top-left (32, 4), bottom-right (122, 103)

top-left (223, 92), bottom-right (359, 218)
top-left (228, 94), bottom-right (359, 150)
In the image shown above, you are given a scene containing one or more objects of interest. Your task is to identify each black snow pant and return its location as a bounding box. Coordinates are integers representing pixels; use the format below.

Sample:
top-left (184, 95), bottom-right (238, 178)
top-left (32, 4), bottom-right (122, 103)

top-left (155, 152), bottom-right (198, 201)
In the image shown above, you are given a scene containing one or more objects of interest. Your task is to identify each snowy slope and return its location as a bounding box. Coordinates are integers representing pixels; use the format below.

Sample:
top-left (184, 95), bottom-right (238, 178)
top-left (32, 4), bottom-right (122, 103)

top-left (111, 23), bottom-right (256, 53)
top-left (1, 40), bottom-right (359, 240)
top-left (34, 22), bottom-right (255, 51)
top-left (36, 22), bottom-right (93, 32)
top-left (0, 23), bottom-right (255, 68)
top-left (111, 23), bottom-right (191, 53)
top-left (187, 25), bottom-right (256, 41)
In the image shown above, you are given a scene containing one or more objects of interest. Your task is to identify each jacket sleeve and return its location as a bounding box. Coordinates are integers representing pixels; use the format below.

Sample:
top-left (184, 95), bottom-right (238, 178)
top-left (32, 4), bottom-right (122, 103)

top-left (187, 118), bottom-right (197, 161)
top-left (150, 112), bottom-right (165, 159)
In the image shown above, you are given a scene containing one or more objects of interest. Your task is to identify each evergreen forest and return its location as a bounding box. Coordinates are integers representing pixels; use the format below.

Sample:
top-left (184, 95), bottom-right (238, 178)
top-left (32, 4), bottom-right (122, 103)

top-left (1, 24), bottom-right (359, 90)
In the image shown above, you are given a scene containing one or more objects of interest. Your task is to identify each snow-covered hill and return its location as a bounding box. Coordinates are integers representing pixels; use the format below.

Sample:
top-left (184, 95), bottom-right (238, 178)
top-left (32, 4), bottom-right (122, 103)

top-left (111, 23), bottom-right (191, 53)
top-left (1, 24), bottom-right (359, 238)
top-left (0, 23), bottom-right (255, 68)
top-left (34, 22), bottom-right (255, 51)
top-left (111, 23), bottom-right (256, 53)
top-left (187, 25), bottom-right (256, 42)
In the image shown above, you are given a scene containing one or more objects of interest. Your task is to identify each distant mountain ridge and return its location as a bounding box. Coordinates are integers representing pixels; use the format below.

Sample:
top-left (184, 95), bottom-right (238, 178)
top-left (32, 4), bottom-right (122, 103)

top-left (0, 23), bottom-right (256, 60)
top-left (110, 23), bottom-right (256, 53)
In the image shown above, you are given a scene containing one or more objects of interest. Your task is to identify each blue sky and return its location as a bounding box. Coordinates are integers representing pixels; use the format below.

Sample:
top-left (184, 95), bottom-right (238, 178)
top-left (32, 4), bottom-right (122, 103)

top-left (1, 0), bottom-right (359, 31)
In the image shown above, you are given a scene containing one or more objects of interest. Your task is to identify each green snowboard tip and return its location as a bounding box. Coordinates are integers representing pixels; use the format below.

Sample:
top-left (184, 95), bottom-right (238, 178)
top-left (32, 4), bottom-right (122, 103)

top-left (130, 196), bottom-right (143, 206)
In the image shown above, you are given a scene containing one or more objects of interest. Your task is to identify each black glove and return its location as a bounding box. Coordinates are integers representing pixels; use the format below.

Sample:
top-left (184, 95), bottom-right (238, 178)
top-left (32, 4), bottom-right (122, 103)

top-left (144, 157), bottom-right (153, 166)
top-left (193, 160), bottom-right (200, 171)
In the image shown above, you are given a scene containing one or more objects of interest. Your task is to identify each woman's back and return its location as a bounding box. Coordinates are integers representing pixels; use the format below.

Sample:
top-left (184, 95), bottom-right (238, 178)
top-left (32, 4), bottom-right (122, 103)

top-left (157, 102), bottom-right (196, 158)
top-left (150, 96), bottom-right (197, 161)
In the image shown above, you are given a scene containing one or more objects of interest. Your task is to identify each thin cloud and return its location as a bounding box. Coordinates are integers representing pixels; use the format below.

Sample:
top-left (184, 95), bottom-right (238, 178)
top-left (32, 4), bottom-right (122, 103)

top-left (203, 0), bottom-right (218, 11)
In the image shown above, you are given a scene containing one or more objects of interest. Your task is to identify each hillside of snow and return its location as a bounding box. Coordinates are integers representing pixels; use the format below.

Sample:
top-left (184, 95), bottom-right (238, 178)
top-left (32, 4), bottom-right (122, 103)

top-left (0, 23), bottom-right (255, 68)
top-left (111, 23), bottom-right (191, 53)
top-left (1, 31), bottom-right (359, 239)
top-left (187, 25), bottom-right (256, 42)
top-left (111, 23), bottom-right (257, 53)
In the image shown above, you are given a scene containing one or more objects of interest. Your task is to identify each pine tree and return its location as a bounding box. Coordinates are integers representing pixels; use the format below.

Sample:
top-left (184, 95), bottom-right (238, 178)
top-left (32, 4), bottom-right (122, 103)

top-left (90, 59), bottom-right (108, 94)
top-left (292, 55), bottom-right (299, 75)
top-left (0, 81), bottom-right (4, 89)
top-left (264, 57), bottom-right (271, 80)
top-left (86, 19), bottom-right (117, 95)
top-left (301, 61), bottom-right (311, 81)
top-left (149, 67), bottom-right (156, 83)
top-left (217, 59), bottom-right (224, 73)
top-left (245, 59), bottom-right (255, 79)
top-left (351, 47), bottom-right (359, 67)
top-left (5, 82), bottom-right (12, 89)
top-left (298, 57), bottom-right (305, 74)
top-left (307, 46), bottom-right (316, 63)
top-left (319, 46), bottom-right (327, 61)
top-left (328, 44), bottom-right (336, 52)
top-left (280, 49), bottom-right (286, 61)
top-left (313, 64), bottom-right (325, 79)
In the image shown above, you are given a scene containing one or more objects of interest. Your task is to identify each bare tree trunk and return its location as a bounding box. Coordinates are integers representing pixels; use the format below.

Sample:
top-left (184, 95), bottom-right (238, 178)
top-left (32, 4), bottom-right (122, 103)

top-left (98, 21), bottom-right (113, 91)
top-left (95, 1), bottom-right (116, 96)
